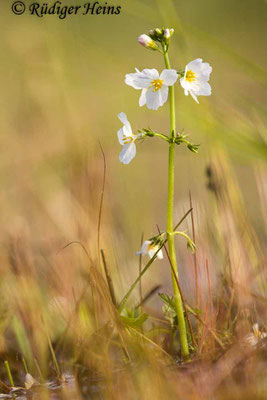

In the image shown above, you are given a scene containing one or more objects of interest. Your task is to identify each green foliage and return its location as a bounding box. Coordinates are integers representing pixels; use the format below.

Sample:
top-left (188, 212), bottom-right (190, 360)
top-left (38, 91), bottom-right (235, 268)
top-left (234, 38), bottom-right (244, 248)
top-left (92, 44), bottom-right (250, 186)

top-left (158, 293), bottom-right (177, 327)
top-left (159, 293), bottom-right (202, 328)
top-left (185, 304), bottom-right (202, 317)
top-left (12, 316), bottom-right (33, 368)
top-left (120, 308), bottom-right (148, 329)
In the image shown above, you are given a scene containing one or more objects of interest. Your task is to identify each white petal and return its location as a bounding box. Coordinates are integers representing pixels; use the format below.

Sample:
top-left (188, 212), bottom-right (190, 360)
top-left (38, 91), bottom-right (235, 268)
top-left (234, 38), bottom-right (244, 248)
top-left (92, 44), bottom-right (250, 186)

top-left (148, 248), bottom-right (156, 258)
top-left (119, 142), bottom-right (136, 164)
top-left (159, 86), bottom-right (169, 105)
top-left (118, 112), bottom-right (132, 134)
top-left (189, 90), bottom-right (199, 104)
top-left (139, 89), bottom-right (147, 107)
top-left (125, 69), bottom-right (155, 89)
top-left (196, 82), bottom-right (211, 96)
top-left (25, 374), bottom-right (35, 390)
top-left (181, 78), bottom-right (197, 101)
top-left (118, 112), bottom-right (128, 125)
top-left (157, 249), bottom-right (164, 259)
top-left (180, 73), bottom-right (211, 102)
top-left (125, 72), bottom-right (139, 89)
top-left (186, 58), bottom-right (203, 72)
top-left (180, 75), bottom-right (202, 92)
top-left (117, 128), bottom-right (125, 145)
top-left (253, 323), bottom-right (259, 334)
top-left (142, 68), bottom-right (159, 80)
top-left (147, 245), bottom-right (163, 259)
top-left (180, 78), bottom-right (186, 89)
top-left (136, 240), bottom-right (150, 255)
top-left (123, 125), bottom-right (135, 138)
top-left (180, 77), bottom-right (190, 91)
top-left (145, 86), bottom-right (168, 110)
top-left (160, 69), bottom-right (178, 86)
top-left (199, 62), bottom-right (212, 80)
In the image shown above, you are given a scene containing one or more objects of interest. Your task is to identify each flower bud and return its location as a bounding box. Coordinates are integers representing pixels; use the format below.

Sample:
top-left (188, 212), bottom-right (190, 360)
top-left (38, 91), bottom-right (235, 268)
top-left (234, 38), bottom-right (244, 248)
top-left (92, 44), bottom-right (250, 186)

top-left (138, 34), bottom-right (159, 51)
top-left (148, 28), bottom-right (165, 41)
top-left (148, 29), bottom-right (158, 40)
top-left (187, 143), bottom-right (199, 153)
top-left (164, 29), bottom-right (171, 40)
top-left (163, 28), bottom-right (174, 45)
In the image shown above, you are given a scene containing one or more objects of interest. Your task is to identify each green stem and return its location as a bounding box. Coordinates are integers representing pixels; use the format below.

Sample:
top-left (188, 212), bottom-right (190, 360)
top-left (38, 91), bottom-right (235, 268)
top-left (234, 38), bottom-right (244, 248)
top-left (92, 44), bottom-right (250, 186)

top-left (34, 358), bottom-right (45, 384)
top-left (141, 131), bottom-right (169, 142)
top-left (4, 361), bottom-right (14, 387)
top-left (152, 132), bottom-right (170, 142)
top-left (22, 358), bottom-right (29, 374)
top-left (42, 317), bottom-right (61, 380)
top-left (163, 50), bottom-right (189, 357)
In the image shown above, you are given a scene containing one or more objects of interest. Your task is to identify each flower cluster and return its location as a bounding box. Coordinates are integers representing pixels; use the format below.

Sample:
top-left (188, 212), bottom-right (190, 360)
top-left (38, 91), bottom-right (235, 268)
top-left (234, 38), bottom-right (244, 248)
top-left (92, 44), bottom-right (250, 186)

top-left (125, 58), bottom-right (212, 110)
top-left (147, 28), bottom-right (174, 48)
top-left (117, 28), bottom-right (212, 165)
top-left (116, 27), bottom-right (212, 261)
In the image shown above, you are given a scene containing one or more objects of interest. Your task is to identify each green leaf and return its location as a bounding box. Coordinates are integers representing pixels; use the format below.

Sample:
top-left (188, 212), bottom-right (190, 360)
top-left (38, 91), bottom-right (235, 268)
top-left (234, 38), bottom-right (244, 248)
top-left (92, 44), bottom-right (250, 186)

top-left (146, 327), bottom-right (172, 337)
top-left (185, 303), bottom-right (202, 316)
top-left (158, 293), bottom-right (177, 326)
top-left (120, 313), bottom-right (148, 328)
top-left (158, 293), bottom-right (176, 311)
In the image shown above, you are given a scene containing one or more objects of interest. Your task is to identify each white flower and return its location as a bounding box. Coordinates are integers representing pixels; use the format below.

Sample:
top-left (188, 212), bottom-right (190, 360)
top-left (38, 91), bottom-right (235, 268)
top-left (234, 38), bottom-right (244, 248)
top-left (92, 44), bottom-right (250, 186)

top-left (136, 240), bottom-right (163, 259)
top-left (138, 34), bottom-right (158, 50)
top-left (25, 373), bottom-right (36, 390)
top-left (180, 58), bottom-right (212, 104)
top-left (117, 112), bottom-right (140, 164)
top-left (125, 68), bottom-right (178, 110)
top-left (246, 323), bottom-right (267, 347)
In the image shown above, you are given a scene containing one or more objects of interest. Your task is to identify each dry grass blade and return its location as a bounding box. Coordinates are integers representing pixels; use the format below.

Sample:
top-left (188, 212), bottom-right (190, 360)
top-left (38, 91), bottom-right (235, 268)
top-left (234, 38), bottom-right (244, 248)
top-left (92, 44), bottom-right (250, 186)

top-left (101, 249), bottom-right (117, 307)
top-left (189, 192), bottom-right (199, 341)
top-left (97, 142), bottom-right (106, 261)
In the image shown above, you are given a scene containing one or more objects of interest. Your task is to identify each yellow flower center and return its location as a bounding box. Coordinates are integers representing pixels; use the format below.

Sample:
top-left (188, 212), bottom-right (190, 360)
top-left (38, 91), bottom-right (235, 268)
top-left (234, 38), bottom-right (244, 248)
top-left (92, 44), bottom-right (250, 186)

top-left (151, 79), bottom-right (163, 91)
top-left (122, 135), bottom-right (134, 144)
top-left (185, 70), bottom-right (196, 82)
top-left (148, 243), bottom-right (158, 252)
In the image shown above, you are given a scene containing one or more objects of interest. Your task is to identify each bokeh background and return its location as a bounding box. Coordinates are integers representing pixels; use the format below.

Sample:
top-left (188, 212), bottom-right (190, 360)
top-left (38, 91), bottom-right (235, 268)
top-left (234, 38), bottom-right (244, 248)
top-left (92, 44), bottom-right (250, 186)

top-left (0, 0), bottom-right (266, 379)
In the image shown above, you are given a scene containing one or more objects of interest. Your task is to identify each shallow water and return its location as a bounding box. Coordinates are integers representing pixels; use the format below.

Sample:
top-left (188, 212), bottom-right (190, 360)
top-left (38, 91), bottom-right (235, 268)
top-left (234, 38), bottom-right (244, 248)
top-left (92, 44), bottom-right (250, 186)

top-left (0, 374), bottom-right (102, 400)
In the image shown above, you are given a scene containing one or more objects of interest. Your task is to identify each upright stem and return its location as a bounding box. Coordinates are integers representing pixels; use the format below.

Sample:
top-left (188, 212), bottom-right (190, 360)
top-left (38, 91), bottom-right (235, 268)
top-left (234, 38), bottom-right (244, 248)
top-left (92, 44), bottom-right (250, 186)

top-left (163, 50), bottom-right (189, 357)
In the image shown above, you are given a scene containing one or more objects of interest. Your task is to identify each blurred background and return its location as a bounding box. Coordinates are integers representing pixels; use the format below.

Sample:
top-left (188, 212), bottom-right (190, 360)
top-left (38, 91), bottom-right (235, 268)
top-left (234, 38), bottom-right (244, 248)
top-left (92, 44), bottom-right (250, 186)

top-left (0, 0), bottom-right (266, 389)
